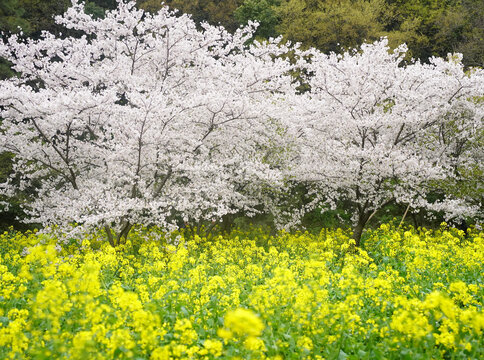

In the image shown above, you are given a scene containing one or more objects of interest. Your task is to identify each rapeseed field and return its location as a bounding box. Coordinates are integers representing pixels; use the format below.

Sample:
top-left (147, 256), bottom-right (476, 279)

top-left (0, 224), bottom-right (483, 359)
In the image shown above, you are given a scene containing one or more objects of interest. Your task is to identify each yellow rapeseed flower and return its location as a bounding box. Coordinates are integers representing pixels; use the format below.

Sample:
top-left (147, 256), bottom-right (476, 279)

top-left (223, 308), bottom-right (264, 338)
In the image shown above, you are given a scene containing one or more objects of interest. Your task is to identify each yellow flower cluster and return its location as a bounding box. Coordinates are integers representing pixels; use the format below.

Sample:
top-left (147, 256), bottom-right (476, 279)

top-left (0, 223), bottom-right (482, 359)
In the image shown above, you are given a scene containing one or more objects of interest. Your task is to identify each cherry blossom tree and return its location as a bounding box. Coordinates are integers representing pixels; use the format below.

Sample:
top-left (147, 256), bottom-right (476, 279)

top-left (291, 40), bottom-right (483, 245)
top-left (0, 0), bottom-right (298, 245)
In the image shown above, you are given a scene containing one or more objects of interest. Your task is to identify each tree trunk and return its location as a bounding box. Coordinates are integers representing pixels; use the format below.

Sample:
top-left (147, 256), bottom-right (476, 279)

top-left (104, 222), bottom-right (133, 247)
top-left (411, 213), bottom-right (419, 228)
top-left (116, 221), bottom-right (132, 245)
top-left (353, 212), bottom-right (370, 247)
top-left (221, 213), bottom-right (234, 234)
top-left (104, 225), bottom-right (115, 247)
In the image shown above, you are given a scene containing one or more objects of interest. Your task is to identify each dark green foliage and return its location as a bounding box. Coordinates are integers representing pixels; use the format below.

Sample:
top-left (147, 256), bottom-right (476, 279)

top-left (0, 58), bottom-right (15, 81)
top-left (234, 0), bottom-right (280, 39)
top-left (1, 0), bottom-right (482, 64)
top-left (16, 0), bottom-right (71, 38)
top-left (138, 0), bottom-right (246, 32)
top-left (90, 0), bottom-right (118, 10)
top-left (0, 152), bottom-right (32, 232)
top-left (84, 2), bottom-right (109, 19)
top-left (456, 0), bottom-right (484, 67)
top-left (232, 0), bottom-right (483, 66)
top-left (0, 0), bottom-right (31, 34)
top-left (381, 0), bottom-right (482, 65)
top-left (275, 0), bottom-right (387, 53)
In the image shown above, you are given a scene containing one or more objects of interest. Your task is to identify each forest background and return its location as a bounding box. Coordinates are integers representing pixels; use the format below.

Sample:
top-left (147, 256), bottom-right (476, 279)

top-left (1, 0), bottom-right (483, 233)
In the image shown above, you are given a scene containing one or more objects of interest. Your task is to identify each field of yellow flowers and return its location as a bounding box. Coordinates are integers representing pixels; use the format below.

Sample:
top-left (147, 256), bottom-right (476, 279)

top-left (0, 223), bottom-right (483, 359)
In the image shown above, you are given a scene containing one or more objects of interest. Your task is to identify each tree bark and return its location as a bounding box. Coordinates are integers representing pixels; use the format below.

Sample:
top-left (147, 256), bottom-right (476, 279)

top-left (104, 223), bottom-right (132, 247)
top-left (221, 213), bottom-right (234, 234)
top-left (116, 221), bottom-right (132, 246)
top-left (104, 225), bottom-right (115, 247)
top-left (353, 212), bottom-right (370, 247)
